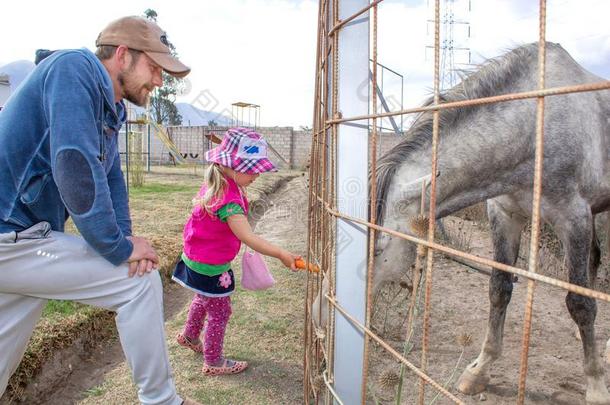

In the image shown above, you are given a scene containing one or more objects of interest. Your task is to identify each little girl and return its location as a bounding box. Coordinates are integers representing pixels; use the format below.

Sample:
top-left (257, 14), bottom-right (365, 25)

top-left (172, 127), bottom-right (299, 376)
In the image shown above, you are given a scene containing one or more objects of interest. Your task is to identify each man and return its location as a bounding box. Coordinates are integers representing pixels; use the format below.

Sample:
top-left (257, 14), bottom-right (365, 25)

top-left (0, 16), bottom-right (200, 405)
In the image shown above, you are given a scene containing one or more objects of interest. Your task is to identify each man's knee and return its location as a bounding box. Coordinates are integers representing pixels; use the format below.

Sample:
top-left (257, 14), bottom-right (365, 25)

top-left (138, 271), bottom-right (163, 301)
top-left (116, 270), bottom-right (164, 311)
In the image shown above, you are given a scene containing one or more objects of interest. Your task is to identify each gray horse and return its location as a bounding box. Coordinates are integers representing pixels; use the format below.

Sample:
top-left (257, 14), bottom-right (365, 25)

top-left (374, 42), bottom-right (610, 404)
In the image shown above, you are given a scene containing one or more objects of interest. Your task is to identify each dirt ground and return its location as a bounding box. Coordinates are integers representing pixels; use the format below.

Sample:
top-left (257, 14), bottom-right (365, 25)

top-left (8, 169), bottom-right (610, 404)
top-left (368, 216), bottom-right (610, 405)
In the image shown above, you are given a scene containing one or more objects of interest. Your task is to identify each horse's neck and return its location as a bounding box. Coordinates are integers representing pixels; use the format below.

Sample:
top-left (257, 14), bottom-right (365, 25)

top-left (393, 120), bottom-right (531, 220)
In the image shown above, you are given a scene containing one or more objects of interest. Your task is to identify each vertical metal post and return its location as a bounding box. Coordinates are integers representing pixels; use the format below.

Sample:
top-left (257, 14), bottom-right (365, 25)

top-left (147, 123), bottom-right (151, 172)
top-left (125, 121), bottom-right (130, 196)
top-left (333, 1), bottom-right (369, 403)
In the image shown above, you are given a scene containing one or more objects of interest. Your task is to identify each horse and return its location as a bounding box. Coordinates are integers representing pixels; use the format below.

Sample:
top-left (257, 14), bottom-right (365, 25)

top-left (373, 42), bottom-right (610, 404)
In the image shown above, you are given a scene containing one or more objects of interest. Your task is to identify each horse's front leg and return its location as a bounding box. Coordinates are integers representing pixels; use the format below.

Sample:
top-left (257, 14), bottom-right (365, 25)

top-left (457, 198), bottom-right (526, 394)
top-left (559, 208), bottom-right (610, 405)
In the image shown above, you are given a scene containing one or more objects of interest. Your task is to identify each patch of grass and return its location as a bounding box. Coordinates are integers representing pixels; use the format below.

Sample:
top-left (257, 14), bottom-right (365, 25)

top-left (129, 182), bottom-right (198, 196)
top-left (83, 385), bottom-right (105, 398)
top-left (42, 300), bottom-right (83, 319)
top-left (193, 386), bottom-right (236, 404)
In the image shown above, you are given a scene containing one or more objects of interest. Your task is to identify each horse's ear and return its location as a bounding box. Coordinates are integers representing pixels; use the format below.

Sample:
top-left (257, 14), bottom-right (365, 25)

top-left (397, 172), bottom-right (433, 201)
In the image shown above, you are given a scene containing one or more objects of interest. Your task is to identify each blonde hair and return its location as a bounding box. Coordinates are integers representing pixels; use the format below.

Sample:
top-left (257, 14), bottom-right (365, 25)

top-left (194, 163), bottom-right (228, 214)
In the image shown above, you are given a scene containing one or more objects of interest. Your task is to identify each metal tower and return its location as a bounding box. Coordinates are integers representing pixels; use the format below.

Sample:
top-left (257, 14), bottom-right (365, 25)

top-left (426, 0), bottom-right (471, 90)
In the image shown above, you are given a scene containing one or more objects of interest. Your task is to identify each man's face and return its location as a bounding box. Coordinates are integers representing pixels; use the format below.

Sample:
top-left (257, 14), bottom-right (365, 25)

top-left (117, 51), bottom-right (163, 107)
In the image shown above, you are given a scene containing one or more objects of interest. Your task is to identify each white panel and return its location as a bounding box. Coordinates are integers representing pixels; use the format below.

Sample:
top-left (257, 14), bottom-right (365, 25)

top-left (333, 1), bottom-right (370, 404)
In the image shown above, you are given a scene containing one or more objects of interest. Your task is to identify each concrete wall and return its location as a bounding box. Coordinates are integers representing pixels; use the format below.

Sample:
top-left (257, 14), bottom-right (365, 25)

top-left (118, 124), bottom-right (404, 170)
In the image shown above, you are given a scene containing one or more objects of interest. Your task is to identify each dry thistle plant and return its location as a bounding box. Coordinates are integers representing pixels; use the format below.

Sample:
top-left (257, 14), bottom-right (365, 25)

top-left (312, 374), bottom-right (325, 394)
top-left (457, 333), bottom-right (473, 348)
top-left (378, 368), bottom-right (401, 390)
top-left (409, 215), bottom-right (429, 237)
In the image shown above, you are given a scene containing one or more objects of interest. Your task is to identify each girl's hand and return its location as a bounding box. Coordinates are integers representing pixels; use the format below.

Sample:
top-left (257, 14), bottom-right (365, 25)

top-left (279, 250), bottom-right (301, 272)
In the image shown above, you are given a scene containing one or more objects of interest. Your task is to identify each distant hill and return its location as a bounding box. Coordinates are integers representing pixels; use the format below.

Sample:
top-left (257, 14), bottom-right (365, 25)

top-left (176, 103), bottom-right (232, 126)
top-left (0, 60), bottom-right (35, 91)
top-left (128, 103), bottom-right (232, 126)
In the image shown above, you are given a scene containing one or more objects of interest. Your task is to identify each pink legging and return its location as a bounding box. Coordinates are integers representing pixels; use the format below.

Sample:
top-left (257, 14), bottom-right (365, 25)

top-left (183, 294), bottom-right (232, 365)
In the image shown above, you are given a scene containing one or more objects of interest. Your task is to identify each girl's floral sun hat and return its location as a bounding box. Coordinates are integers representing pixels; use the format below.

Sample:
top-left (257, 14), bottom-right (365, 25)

top-left (205, 127), bottom-right (277, 174)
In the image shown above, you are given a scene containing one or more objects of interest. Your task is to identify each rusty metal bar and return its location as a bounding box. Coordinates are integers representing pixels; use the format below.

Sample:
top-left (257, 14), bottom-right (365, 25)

top-left (326, 81), bottom-right (610, 125)
top-left (317, 197), bottom-right (610, 303)
top-left (322, 370), bottom-right (344, 405)
top-left (304, 1), bottom-right (327, 401)
top-left (327, 295), bottom-right (466, 404)
top-left (419, 0), bottom-right (441, 402)
top-left (328, 0), bottom-right (384, 37)
top-left (518, 1), bottom-right (548, 403)
top-left (361, 0), bottom-right (379, 402)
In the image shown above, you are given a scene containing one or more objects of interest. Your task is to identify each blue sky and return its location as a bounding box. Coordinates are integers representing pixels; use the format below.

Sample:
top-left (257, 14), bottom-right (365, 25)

top-left (1, 0), bottom-right (608, 127)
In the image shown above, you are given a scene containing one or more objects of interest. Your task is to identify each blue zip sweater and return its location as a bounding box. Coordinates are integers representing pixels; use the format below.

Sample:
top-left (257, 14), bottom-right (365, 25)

top-left (0, 49), bottom-right (133, 265)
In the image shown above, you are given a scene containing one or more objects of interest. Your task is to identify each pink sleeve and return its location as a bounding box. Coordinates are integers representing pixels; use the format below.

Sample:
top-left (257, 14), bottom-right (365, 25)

top-left (215, 182), bottom-right (247, 214)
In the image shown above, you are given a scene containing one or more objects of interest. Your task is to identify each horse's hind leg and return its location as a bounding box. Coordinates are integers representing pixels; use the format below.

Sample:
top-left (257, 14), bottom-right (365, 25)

top-left (558, 206), bottom-right (610, 405)
top-left (589, 215), bottom-right (602, 288)
top-left (595, 213), bottom-right (610, 365)
top-left (586, 218), bottom-right (610, 369)
top-left (576, 219), bottom-right (601, 341)
top-left (606, 337), bottom-right (610, 367)
top-left (457, 198), bottom-right (526, 395)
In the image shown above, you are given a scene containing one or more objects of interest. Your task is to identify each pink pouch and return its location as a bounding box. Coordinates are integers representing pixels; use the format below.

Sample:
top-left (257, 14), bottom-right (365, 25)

top-left (241, 249), bottom-right (275, 290)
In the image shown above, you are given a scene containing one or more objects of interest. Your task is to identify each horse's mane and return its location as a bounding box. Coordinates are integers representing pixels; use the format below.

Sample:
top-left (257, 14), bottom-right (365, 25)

top-left (374, 42), bottom-right (560, 225)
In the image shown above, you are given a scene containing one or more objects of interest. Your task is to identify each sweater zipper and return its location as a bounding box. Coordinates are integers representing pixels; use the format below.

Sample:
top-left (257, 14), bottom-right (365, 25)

top-left (98, 92), bottom-right (106, 162)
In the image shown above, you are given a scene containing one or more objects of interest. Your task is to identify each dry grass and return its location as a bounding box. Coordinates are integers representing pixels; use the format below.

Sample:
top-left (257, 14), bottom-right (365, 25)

top-left (79, 249), bottom-right (306, 405)
top-left (6, 309), bottom-right (116, 401)
top-left (4, 166), bottom-right (301, 404)
top-left (77, 169), bottom-right (306, 405)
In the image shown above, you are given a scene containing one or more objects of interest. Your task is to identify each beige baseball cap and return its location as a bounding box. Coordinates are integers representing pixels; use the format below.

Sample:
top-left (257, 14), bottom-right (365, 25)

top-left (96, 16), bottom-right (190, 78)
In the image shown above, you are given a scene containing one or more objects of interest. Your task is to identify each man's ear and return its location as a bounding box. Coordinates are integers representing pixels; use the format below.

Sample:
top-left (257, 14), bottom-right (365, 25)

top-left (115, 45), bottom-right (131, 69)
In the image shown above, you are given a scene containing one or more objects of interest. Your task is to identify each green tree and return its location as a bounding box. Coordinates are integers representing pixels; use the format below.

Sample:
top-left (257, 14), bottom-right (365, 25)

top-left (144, 9), bottom-right (183, 125)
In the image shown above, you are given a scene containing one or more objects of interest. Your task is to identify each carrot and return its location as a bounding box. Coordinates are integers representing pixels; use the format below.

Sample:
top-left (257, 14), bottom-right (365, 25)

top-left (295, 258), bottom-right (320, 273)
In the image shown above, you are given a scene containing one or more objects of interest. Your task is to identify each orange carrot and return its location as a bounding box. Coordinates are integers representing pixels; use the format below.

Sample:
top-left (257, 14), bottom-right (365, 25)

top-left (295, 258), bottom-right (320, 273)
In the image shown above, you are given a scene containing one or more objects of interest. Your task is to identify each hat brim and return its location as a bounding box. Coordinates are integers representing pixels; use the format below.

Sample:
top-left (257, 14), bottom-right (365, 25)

top-left (205, 148), bottom-right (278, 174)
top-left (145, 51), bottom-right (190, 78)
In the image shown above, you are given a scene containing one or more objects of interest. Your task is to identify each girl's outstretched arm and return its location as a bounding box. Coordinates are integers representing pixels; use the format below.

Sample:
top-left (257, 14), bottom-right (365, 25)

top-left (227, 214), bottom-right (300, 270)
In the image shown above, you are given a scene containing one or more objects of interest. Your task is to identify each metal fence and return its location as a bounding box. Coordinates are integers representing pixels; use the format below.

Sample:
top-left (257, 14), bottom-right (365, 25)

top-left (303, 1), bottom-right (610, 404)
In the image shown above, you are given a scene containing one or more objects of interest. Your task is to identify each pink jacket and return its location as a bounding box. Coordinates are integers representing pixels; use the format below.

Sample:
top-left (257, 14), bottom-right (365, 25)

top-left (183, 178), bottom-right (248, 265)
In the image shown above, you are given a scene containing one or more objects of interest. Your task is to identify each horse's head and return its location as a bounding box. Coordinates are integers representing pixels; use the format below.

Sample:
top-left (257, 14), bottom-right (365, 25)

top-left (373, 215), bottom-right (418, 291)
top-left (373, 171), bottom-right (433, 290)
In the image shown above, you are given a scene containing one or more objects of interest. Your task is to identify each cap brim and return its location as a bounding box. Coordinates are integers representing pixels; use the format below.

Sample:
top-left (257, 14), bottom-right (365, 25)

top-left (145, 51), bottom-right (190, 78)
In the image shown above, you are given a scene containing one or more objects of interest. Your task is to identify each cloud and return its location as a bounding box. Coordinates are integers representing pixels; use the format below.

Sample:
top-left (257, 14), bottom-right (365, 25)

top-left (373, 0), bottom-right (609, 127)
top-left (170, 0), bottom-right (318, 127)
top-left (1, 0), bottom-right (607, 127)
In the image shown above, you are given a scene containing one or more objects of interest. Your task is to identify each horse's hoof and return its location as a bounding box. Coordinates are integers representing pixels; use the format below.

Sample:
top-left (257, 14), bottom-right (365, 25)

top-left (585, 382), bottom-right (610, 405)
top-left (456, 368), bottom-right (489, 395)
top-left (586, 394), bottom-right (610, 405)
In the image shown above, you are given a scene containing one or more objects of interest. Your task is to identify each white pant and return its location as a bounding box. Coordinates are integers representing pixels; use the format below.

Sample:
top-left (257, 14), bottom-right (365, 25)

top-left (0, 224), bottom-right (182, 405)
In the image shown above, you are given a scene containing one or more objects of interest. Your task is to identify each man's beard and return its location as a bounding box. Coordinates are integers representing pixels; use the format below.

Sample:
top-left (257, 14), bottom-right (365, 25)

top-left (118, 72), bottom-right (151, 107)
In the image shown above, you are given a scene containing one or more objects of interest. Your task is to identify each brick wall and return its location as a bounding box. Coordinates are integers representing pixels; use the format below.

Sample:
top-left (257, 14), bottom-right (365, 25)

top-left (118, 125), bottom-right (404, 170)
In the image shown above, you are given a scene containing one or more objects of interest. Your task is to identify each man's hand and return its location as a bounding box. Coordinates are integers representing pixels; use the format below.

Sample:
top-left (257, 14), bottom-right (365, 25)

top-left (127, 236), bottom-right (159, 277)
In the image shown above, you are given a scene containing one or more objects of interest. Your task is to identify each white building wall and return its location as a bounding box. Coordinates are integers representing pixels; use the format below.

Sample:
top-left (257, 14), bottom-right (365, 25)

top-left (0, 83), bottom-right (11, 108)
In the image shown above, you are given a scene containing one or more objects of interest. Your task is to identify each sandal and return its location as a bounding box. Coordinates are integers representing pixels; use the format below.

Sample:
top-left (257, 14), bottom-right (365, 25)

top-left (176, 332), bottom-right (203, 353)
top-left (202, 358), bottom-right (248, 376)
